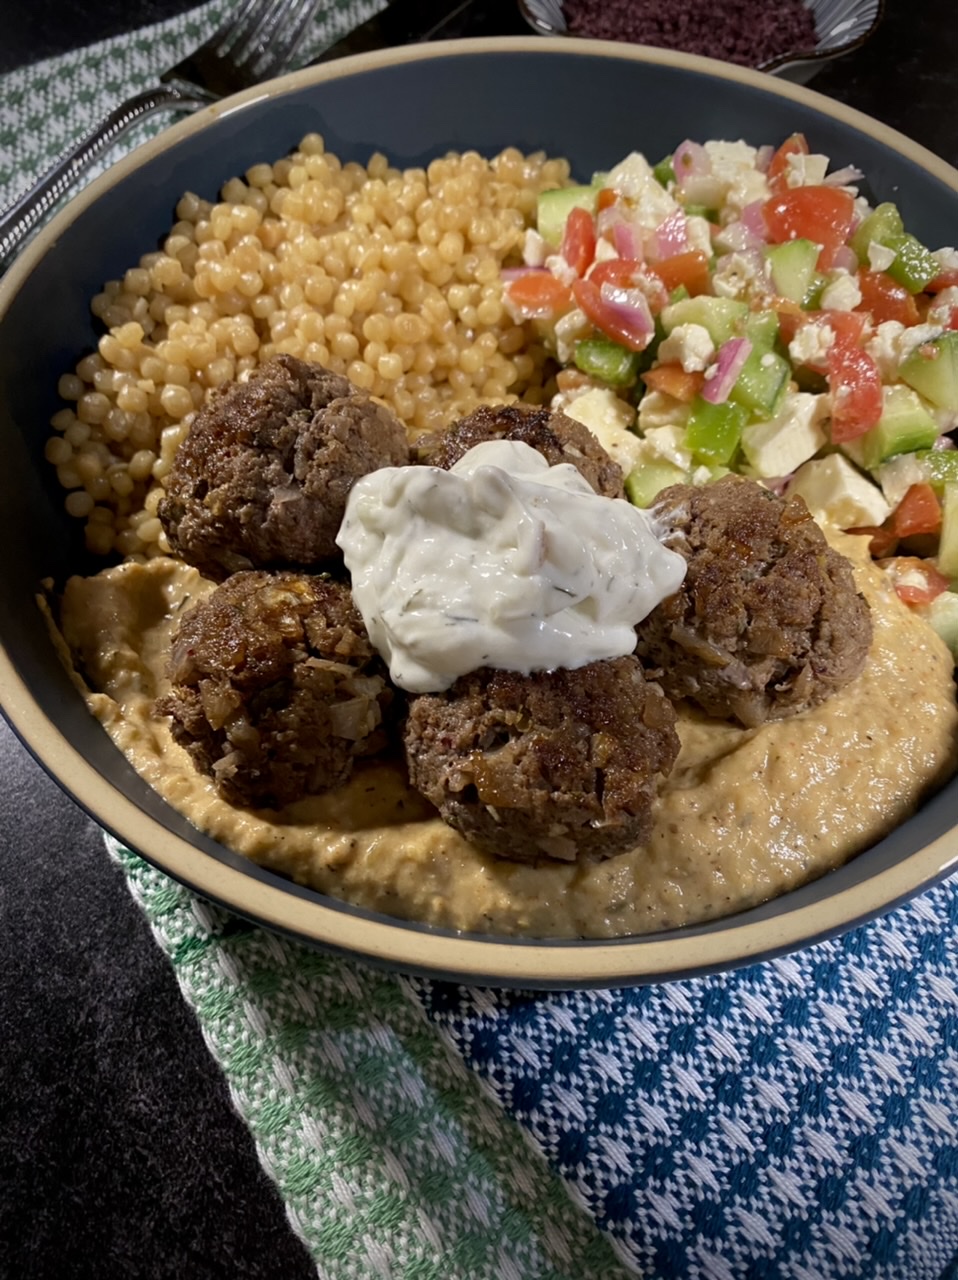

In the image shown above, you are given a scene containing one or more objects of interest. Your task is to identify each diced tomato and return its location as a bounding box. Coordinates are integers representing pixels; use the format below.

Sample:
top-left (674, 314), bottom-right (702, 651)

top-left (944, 307), bottom-right (958, 331)
top-left (767, 133), bottom-right (810, 193)
top-left (878, 556), bottom-right (951, 605)
top-left (927, 269), bottom-right (958, 293)
top-left (589, 258), bottom-right (644, 288)
top-left (848, 525), bottom-right (899, 559)
top-left (587, 259), bottom-right (670, 313)
top-left (561, 206), bottom-right (596, 278)
top-left (856, 270), bottom-right (921, 326)
top-left (572, 277), bottom-right (655, 351)
top-left (762, 186), bottom-right (856, 271)
top-left (789, 311), bottom-right (866, 375)
top-left (596, 188), bottom-right (618, 213)
top-left (504, 272), bottom-right (573, 318)
top-left (827, 337), bottom-right (883, 441)
top-left (641, 363), bottom-right (706, 402)
top-left (892, 483), bottom-right (942, 537)
top-left (647, 250), bottom-right (712, 296)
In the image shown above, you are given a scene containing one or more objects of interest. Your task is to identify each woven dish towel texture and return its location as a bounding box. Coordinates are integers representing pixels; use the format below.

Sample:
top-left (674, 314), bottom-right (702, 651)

top-left (6, 11), bottom-right (958, 1279)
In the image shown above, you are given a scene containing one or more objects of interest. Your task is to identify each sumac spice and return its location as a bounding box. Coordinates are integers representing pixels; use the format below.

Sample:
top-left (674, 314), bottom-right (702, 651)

top-left (562, 0), bottom-right (819, 68)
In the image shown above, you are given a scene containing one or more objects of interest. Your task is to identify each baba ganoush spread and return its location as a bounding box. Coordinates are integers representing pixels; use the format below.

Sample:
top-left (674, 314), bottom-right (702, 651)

top-left (59, 530), bottom-right (958, 940)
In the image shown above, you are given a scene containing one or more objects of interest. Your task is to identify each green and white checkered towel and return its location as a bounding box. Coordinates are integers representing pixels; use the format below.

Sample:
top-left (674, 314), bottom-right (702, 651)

top-left (0, 13), bottom-right (630, 1278)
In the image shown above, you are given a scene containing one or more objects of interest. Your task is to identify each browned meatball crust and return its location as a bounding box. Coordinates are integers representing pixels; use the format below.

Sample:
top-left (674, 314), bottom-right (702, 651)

top-left (157, 571), bottom-right (393, 808)
top-left (158, 355), bottom-right (409, 580)
top-left (403, 656), bottom-right (679, 863)
top-left (427, 402), bottom-right (625, 498)
top-left (634, 476), bottom-right (872, 727)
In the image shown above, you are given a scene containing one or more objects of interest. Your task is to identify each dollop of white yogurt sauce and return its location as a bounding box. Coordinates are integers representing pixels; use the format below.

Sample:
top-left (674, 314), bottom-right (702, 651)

top-left (336, 440), bottom-right (686, 693)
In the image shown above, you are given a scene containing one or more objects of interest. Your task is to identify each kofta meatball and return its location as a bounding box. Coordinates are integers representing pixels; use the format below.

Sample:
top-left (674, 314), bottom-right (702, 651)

top-left (634, 475), bottom-right (872, 727)
top-left (404, 656), bottom-right (679, 863)
top-left (427, 402), bottom-right (625, 498)
top-left (159, 355), bottom-right (409, 580)
top-left (157, 571), bottom-right (393, 809)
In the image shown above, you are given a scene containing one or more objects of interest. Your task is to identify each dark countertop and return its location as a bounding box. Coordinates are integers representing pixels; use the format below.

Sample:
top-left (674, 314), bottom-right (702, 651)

top-left (2, 2), bottom-right (956, 1277)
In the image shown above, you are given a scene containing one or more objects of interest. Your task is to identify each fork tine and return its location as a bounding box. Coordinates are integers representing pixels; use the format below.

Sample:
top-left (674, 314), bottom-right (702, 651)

top-left (252, 0), bottom-right (324, 79)
top-left (206, 0), bottom-right (273, 56)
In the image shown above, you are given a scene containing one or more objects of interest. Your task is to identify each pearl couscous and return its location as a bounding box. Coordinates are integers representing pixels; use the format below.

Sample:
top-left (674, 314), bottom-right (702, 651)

top-left (46, 136), bottom-right (570, 560)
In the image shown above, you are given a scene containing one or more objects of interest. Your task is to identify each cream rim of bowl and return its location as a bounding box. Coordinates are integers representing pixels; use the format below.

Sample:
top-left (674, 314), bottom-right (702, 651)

top-left (2, 37), bottom-right (958, 986)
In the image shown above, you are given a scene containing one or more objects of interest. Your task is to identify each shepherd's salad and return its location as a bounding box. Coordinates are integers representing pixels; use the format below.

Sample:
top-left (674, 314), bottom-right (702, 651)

top-left (502, 134), bottom-right (958, 655)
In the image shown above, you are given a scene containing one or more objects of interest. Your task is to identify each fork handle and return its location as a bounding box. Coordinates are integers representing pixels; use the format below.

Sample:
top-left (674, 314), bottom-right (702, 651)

top-left (0, 84), bottom-right (212, 271)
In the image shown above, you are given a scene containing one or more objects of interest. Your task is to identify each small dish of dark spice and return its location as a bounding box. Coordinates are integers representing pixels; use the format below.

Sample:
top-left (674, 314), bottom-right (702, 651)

top-left (518, 0), bottom-right (883, 81)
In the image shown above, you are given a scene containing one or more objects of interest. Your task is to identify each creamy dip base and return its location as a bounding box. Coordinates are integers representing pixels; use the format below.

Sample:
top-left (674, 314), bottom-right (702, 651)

top-left (58, 533), bottom-right (958, 940)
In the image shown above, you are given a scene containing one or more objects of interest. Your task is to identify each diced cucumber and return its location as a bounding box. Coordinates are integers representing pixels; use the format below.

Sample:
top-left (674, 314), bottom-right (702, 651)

top-left (574, 338), bottom-right (640, 387)
top-left (898, 332), bottom-right (958, 411)
top-left (652, 157), bottom-right (676, 188)
top-left (765, 239), bottom-right (820, 304)
top-left (914, 448), bottom-right (958, 494)
top-left (625, 460), bottom-right (688, 507)
top-left (537, 185), bottom-right (600, 248)
top-left (660, 296), bottom-right (748, 345)
top-left (851, 202), bottom-right (904, 263)
top-left (884, 232), bottom-right (940, 293)
top-left (938, 483), bottom-right (958, 579)
top-left (729, 349), bottom-right (791, 419)
top-left (744, 310), bottom-right (780, 353)
top-left (802, 273), bottom-right (826, 310)
top-left (915, 591), bottom-right (958, 660)
top-left (842, 384), bottom-right (940, 471)
top-left (686, 397), bottom-right (748, 465)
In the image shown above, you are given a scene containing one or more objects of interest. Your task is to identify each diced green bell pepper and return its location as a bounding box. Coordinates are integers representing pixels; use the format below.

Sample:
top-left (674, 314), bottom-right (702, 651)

top-left (883, 232), bottom-right (941, 293)
top-left (914, 449), bottom-right (958, 494)
top-left (653, 157), bottom-right (676, 188)
top-left (573, 338), bottom-right (640, 387)
top-left (686, 397), bottom-right (748, 465)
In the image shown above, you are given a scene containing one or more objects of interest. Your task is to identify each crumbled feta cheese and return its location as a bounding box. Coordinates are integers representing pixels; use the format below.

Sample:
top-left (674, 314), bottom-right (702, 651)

top-left (522, 229), bottom-right (548, 268)
top-left (877, 451), bottom-right (932, 508)
top-left (933, 247), bottom-right (958, 272)
top-left (704, 140), bottom-right (771, 212)
top-left (606, 151), bottom-right (679, 230)
top-left (553, 307), bottom-right (591, 364)
top-left (544, 253), bottom-right (577, 286)
top-left (562, 389), bottom-right (640, 471)
top-left (898, 322), bottom-right (945, 362)
top-left (685, 215), bottom-right (713, 256)
top-left (867, 240), bottom-right (897, 272)
top-left (712, 251), bottom-right (770, 301)
top-left (928, 286), bottom-right (958, 327)
top-left (637, 390), bottom-right (691, 432)
top-left (788, 454), bottom-right (891, 529)
top-left (785, 153), bottom-right (830, 188)
top-left (740, 392), bottom-right (829, 478)
top-left (593, 238), bottom-right (619, 264)
top-left (820, 270), bottom-right (863, 312)
top-left (865, 320), bottom-right (907, 379)
top-left (640, 424), bottom-right (693, 470)
top-left (789, 323), bottom-right (836, 367)
top-left (657, 323), bottom-right (716, 373)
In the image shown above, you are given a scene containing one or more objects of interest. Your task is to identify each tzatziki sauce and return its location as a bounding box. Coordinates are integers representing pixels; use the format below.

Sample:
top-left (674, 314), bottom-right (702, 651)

top-left (336, 439), bottom-right (686, 693)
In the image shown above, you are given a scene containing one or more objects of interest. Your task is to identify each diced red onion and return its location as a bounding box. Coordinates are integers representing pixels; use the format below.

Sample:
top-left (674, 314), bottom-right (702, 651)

top-left (830, 245), bottom-right (860, 274)
top-left (824, 165), bottom-right (865, 187)
top-left (613, 219), bottom-right (642, 260)
top-left (599, 281), bottom-right (654, 338)
top-left (654, 210), bottom-right (689, 260)
top-left (701, 336), bottom-right (752, 404)
top-left (755, 145), bottom-right (775, 174)
top-left (713, 220), bottom-right (763, 253)
top-left (500, 266), bottom-right (550, 281)
top-left (739, 201), bottom-right (769, 243)
top-left (933, 435), bottom-right (956, 451)
top-left (673, 140), bottom-right (710, 189)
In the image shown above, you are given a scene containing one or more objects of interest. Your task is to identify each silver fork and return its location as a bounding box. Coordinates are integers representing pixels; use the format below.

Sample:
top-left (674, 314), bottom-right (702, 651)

top-left (0, 0), bottom-right (323, 270)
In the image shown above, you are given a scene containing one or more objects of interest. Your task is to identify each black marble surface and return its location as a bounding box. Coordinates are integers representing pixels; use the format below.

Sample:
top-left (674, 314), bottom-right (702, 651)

top-left (1, 1), bottom-right (957, 1276)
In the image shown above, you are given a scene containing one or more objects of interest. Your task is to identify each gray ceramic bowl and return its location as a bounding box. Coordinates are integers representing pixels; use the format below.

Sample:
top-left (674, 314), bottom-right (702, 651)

top-left (517, 0), bottom-right (884, 82)
top-left (1, 37), bottom-right (957, 988)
